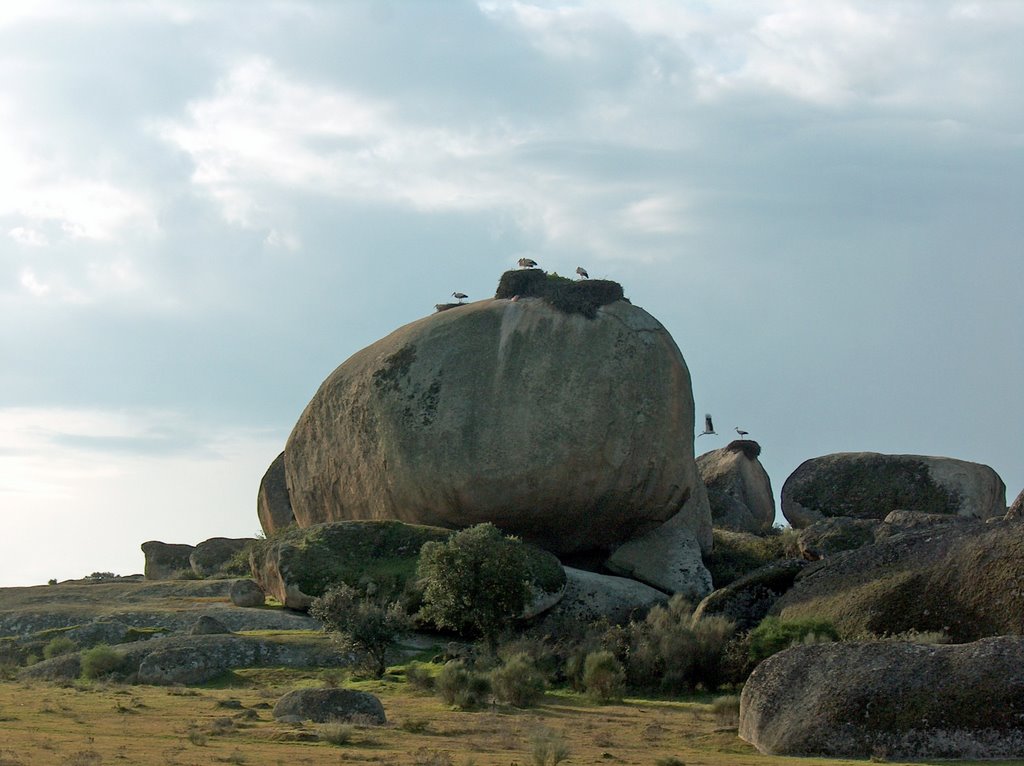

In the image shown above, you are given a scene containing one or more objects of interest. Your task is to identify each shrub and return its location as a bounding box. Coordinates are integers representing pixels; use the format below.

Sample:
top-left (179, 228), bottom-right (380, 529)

top-left (490, 653), bottom-right (545, 707)
top-left (79, 644), bottom-right (123, 680)
top-left (711, 694), bottom-right (741, 725)
top-left (529, 727), bottom-right (570, 766)
top-left (42, 636), bottom-right (77, 660)
top-left (435, 660), bottom-right (490, 709)
top-left (418, 523), bottom-right (531, 650)
top-left (317, 721), bottom-right (354, 745)
top-left (405, 663), bottom-right (435, 692)
top-left (581, 650), bottom-right (625, 703)
top-left (309, 583), bottom-right (411, 678)
top-left (747, 616), bottom-right (839, 665)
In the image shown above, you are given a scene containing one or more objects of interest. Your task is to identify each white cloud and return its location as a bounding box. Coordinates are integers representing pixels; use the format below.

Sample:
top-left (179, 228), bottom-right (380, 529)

top-left (18, 268), bottom-right (51, 297)
top-left (8, 226), bottom-right (48, 247)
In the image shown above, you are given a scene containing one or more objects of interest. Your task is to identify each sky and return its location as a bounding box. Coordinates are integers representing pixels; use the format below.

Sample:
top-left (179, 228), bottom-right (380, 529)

top-left (1, 1), bottom-right (1021, 587)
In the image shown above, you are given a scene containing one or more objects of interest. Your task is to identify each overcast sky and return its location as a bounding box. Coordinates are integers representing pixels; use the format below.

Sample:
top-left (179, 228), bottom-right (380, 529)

top-left (1, 1), bottom-right (1021, 586)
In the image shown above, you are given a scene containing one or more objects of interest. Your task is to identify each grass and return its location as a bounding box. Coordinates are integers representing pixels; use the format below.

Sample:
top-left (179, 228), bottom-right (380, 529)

top-left (1, 667), bottom-right (1019, 766)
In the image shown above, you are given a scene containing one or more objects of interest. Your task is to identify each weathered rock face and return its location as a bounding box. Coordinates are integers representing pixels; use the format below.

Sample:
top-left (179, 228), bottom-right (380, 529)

top-left (257, 451), bottom-right (295, 536)
top-left (697, 440), bottom-right (775, 533)
top-left (797, 517), bottom-right (880, 561)
top-left (1008, 488), bottom-right (1024, 518)
top-left (539, 566), bottom-right (668, 626)
top-left (773, 519), bottom-right (1024, 641)
top-left (740, 637), bottom-right (1024, 759)
top-left (141, 541), bottom-right (195, 580)
top-left (190, 615), bottom-right (231, 635)
top-left (693, 559), bottom-right (806, 631)
top-left (285, 295), bottom-right (709, 554)
top-left (189, 537), bottom-right (251, 578)
top-left (273, 688), bottom-right (386, 724)
top-left (604, 522), bottom-right (712, 601)
top-left (230, 579), bottom-right (265, 608)
top-left (781, 452), bottom-right (1006, 528)
top-left (250, 520), bottom-right (452, 611)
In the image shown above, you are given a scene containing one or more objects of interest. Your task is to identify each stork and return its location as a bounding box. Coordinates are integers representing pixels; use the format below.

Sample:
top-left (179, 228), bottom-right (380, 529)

top-left (735, 426), bottom-right (749, 439)
top-left (452, 292), bottom-right (468, 304)
top-left (576, 266), bottom-right (589, 279)
top-left (518, 257), bottom-right (538, 269)
top-left (698, 414), bottom-right (717, 437)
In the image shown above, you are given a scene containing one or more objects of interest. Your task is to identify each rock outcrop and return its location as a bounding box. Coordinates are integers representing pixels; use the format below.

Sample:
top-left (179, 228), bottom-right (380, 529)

top-left (604, 521), bottom-right (712, 600)
top-left (538, 566), bottom-right (668, 626)
top-left (273, 688), bottom-right (386, 724)
top-left (229, 579), bottom-right (265, 608)
top-left (284, 283), bottom-right (710, 555)
top-left (189, 537), bottom-right (250, 578)
top-left (773, 518), bottom-right (1024, 641)
top-left (781, 452), bottom-right (1006, 528)
top-left (740, 637), bottom-right (1024, 759)
top-left (693, 559), bottom-right (806, 631)
top-left (141, 541), bottom-right (195, 580)
top-left (797, 517), bottom-right (880, 560)
top-left (257, 451), bottom-right (295, 536)
top-left (248, 520), bottom-right (453, 610)
top-left (697, 440), bottom-right (775, 533)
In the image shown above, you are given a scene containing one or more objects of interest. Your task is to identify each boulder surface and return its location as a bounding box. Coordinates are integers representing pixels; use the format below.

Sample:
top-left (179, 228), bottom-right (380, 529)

top-left (189, 537), bottom-right (250, 578)
top-left (284, 291), bottom-right (709, 554)
top-left (273, 688), bottom-right (386, 724)
top-left (257, 451), bottom-right (295, 536)
top-left (781, 452), bottom-right (1006, 528)
top-left (604, 521), bottom-right (712, 600)
top-left (693, 559), bottom-right (806, 631)
top-left (797, 517), bottom-right (880, 561)
top-left (141, 541), bottom-right (195, 580)
top-left (697, 440), bottom-right (775, 533)
top-left (740, 637), bottom-right (1024, 759)
top-left (539, 566), bottom-right (668, 626)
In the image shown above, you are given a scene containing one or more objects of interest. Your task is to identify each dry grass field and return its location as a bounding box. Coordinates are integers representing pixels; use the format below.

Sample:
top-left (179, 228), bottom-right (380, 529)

top-left (2, 667), bottom-right (1020, 766)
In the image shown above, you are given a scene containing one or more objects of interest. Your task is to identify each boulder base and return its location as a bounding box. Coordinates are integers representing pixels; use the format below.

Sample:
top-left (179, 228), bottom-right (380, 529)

top-left (740, 637), bottom-right (1024, 759)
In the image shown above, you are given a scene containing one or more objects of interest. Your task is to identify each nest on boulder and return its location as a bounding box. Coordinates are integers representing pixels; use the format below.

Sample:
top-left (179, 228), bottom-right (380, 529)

top-left (495, 269), bottom-right (624, 319)
top-left (726, 439), bottom-right (761, 459)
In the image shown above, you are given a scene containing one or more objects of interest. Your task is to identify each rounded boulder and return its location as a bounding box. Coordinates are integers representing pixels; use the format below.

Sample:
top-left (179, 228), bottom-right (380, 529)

top-left (285, 295), bottom-right (707, 554)
top-left (273, 688), bottom-right (386, 724)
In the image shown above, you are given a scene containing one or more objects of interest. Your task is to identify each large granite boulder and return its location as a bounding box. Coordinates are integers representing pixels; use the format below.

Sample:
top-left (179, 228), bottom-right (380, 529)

top-left (693, 559), bottom-right (806, 631)
top-left (189, 537), bottom-right (251, 578)
top-left (250, 520), bottom-right (452, 610)
top-left (797, 517), bottom-right (880, 561)
top-left (697, 440), bottom-right (775, 533)
top-left (141, 541), bottom-right (195, 580)
top-left (781, 452), bottom-right (1006, 528)
top-left (604, 516), bottom-right (712, 600)
top-left (257, 451), bottom-right (295, 536)
top-left (773, 518), bottom-right (1024, 641)
top-left (1007, 488), bottom-right (1024, 518)
top-left (273, 688), bottom-right (386, 724)
top-left (538, 566), bottom-right (669, 626)
top-left (740, 636), bottom-right (1024, 759)
top-left (284, 280), bottom-right (710, 555)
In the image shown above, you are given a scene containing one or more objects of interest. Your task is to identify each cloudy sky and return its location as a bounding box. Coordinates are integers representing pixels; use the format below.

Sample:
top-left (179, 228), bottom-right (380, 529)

top-left (1, 1), bottom-right (1021, 586)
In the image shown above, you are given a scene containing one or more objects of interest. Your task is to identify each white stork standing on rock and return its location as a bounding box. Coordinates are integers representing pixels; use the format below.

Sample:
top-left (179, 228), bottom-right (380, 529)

top-left (518, 258), bottom-right (538, 269)
top-left (576, 266), bottom-right (589, 279)
top-left (452, 292), bottom-right (468, 304)
top-left (735, 426), bottom-right (749, 439)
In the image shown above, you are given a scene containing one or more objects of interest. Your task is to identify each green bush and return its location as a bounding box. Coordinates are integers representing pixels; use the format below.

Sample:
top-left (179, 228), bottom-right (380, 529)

top-left (42, 635), bottom-right (77, 660)
top-left (418, 523), bottom-right (531, 650)
top-left (435, 660), bottom-right (491, 709)
top-left (747, 616), bottom-right (839, 665)
top-left (581, 650), bottom-right (625, 703)
top-left (490, 653), bottom-right (545, 707)
top-left (79, 644), bottom-right (124, 680)
top-left (310, 583), bottom-right (411, 678)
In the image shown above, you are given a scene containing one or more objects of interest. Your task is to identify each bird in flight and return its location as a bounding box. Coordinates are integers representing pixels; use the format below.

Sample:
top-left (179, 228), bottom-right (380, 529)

top-left (735, 426), bottom-right (749, 438)
top-left (452, 292), bottom-right (468, 304)
top-left (576, 266), bottom-right (589, 279)
top-left (698, 414), bottom-right (717, 437)
top-left (518, 257), bottom-right (538, 268)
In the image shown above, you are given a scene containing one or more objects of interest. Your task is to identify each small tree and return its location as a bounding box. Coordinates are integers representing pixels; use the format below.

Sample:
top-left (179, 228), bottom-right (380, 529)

top-left (417, 523), bottom-right (530, 650)
top-left (309, 584), bottom-right (411, 678)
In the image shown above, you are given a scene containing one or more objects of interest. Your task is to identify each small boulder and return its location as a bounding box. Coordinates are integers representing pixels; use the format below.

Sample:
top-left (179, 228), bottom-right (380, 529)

top-left (141, 541), bottom-right (195, 580)
top-left (740, 636), bottom-right (1024, 759)
top-left (230, 579), bottom-right (266, 608)
top-left (604, 522), bottom-right (712, 600)
top-left (257, 451), bottom-right (296, 536)
top-left (190, 616), bottom-right (231, 636)
top-left (539, 566), bottom-right (668, 626)
top-left (190, 537), bottom-right (251, 578)
top-left (273, 688), bottom-right (386, 725)
top-left (781, 452), bottom-right (1006, 528)
top-left (693, 559), bottom-right (806, 631)
top-left (797, 517), bottom-right (880, 561)
top-left (697, 440), bottom-right (775, 533)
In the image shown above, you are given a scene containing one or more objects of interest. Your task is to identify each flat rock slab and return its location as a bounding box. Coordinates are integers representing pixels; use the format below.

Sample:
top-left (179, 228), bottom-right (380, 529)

top-left (740, 636), bottom-right (1024, 759)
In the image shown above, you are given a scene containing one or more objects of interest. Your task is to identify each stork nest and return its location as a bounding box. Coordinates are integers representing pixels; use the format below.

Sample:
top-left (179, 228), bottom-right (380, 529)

top-left (726, 439), bottom-right (761, 459)
top-left (495, 269), bottom-right (625, 319)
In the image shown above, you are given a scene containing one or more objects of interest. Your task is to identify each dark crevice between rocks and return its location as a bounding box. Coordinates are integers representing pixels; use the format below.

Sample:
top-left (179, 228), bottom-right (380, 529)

top-left (495, 269), bottom-right (625, 319)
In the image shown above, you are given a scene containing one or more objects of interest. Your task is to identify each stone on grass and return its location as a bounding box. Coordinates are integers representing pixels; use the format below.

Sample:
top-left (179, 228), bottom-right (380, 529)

top-left (230, 579), bottom-right (265, 608)
top-left (190, 615), bottom-right (231, 635)
top-left (740, 636), bottom-right (1024, 759)
top-left (273, 688), bottom-right (386, 724)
